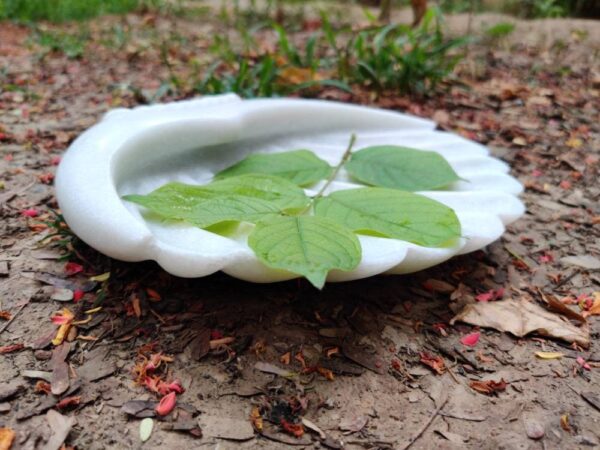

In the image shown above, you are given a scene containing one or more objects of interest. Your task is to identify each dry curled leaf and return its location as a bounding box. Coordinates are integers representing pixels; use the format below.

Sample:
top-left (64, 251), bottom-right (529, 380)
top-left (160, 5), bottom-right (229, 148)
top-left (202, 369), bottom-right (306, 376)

top-left (419, 352), bottom-right (446, 375)
top-left (535, 351), bottom-right (564, 360)
top-left (0, 428), bottom-right (15, 450)
top-left (451, 298), bottom-right (589, 347)
top-left (560, 414), bottom-right (571, 432)
top-left (250, 407), bottom-right (263, 432)
top-left (469, 379), bottom-right (507, 395)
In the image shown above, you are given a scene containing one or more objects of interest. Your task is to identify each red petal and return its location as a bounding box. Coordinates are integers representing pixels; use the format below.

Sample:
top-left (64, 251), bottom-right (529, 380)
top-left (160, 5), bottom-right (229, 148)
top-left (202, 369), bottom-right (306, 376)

top-left (167, 380), bottom-right (184, 394)
top-left (51, 315), bottom-right (72, 325)
top-left (460, 332), bottom-right (480, 347)
top-left (576, 356), bottom-right (591, 371)
top-left (155, 391), bottom-right (177, 416)
top-left (64, 262), bottom-right (84, 276)
top-left (475, 291), bottom-right (493, 302)
top-left (73, 290), bottom-right (84, 302)
top-left (21, 209), bottom-right (39, 217)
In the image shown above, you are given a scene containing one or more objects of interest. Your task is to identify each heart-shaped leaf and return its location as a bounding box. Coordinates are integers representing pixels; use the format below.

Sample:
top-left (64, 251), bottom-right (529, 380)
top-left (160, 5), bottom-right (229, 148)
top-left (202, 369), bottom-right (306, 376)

top-left (215, 150), bottom-right (333, 187)
top-left (314, 187), bottom-right (460, 247)
top-left (248, 216), bottom-right (361, 289)
top-left (345, 145), bottom-right (461, 191)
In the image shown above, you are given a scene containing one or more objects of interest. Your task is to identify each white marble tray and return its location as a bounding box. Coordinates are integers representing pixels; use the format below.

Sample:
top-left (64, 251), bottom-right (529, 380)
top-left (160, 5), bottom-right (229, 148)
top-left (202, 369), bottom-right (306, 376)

top-left (55, 94), bottom-right (524, 283)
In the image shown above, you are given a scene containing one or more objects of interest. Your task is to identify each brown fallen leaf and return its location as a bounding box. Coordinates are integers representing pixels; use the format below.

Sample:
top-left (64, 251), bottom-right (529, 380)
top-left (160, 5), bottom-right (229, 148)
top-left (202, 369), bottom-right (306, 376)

top-left (581, 392), bottom-right (600, 413)
top-left (561, 255), bottom-right (600, 270)
top-left (469, 379), bottom-right (507, 395)
top-left (254, 362), bottom-right (295, 378)
top-left (538, 290), bottom-right (586, 323)
top-left (0, 428), bottom-right (15, 450)
top-left (187, 328), bottom-right (211, 361)
top-left (43, 410), bottom-right (75, 450)
top-left (419, 352), bottom-right (446, 375)
top-left (121, 399), bottom-right (158, 418)
top-left (339, 415), bottom-right (368, 433)
top-left (423, 279), bottom-right (455, 294)
top-left (50, 343), bottom-right (70, 396)
top-left (0, 382), bottom-right (24, 402)
top-left (342, 342), bottom-right (384, 374)
top-left (560, 414), bottom-right (571, 432)
top-left (450, 298), bottom-right (589, 347)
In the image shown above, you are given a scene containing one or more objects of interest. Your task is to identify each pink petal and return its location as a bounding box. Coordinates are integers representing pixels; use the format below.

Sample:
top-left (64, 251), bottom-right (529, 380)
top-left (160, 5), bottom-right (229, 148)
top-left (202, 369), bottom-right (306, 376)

top-left (460, 332), bottom-right (480, 347)
top-left (73, 290), bottom-right (84, 302)
top-left (576, 356), bottom-right (591, 371)
top-left (167, 380), bottom-right (184, 394)
top-left (51, 315), bottom-right (72, 325)
top-left (475, 291), bottom-right (494, 302)
top-left (64, 262), bottom-right (84, 276)
top-left (155, 391), bottom-right (177, 416)
top-left (22, 208), bottom-right (39, 217)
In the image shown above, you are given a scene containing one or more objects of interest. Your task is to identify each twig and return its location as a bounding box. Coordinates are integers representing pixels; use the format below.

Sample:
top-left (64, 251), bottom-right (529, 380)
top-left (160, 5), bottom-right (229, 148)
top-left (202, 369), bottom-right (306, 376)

top-left (439, 411), bottom-right (486, 422)
top-left (553, 269), bottom-right (579, 289)
top-left (400, 396), bottom-right (449, 450)
top-left (313, 133), bottom-right (356, 201)
top-left (0, 299), bottom-right (29, 335)
top-left (297, 133), bottom-right (357, 216)
top-left (446, 364), bottom-right (460, 384)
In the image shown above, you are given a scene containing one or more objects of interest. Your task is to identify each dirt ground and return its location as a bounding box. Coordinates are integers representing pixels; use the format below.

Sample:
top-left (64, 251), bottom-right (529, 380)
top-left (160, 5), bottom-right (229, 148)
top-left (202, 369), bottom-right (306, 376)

top-left (0, 3), bottom-right (599, 450)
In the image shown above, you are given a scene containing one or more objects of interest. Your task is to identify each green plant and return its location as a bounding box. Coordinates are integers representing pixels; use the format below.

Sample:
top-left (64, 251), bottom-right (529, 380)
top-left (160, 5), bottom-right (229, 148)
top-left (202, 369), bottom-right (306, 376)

top-left (196, 7), bottom-right (468, 98)
top-left (342, 8), bottom-right (469, 93)
top-left (32, 27), bottom-right (90, 59)
top-left (123, 138), bottom-right (462, 288)
top-left (0, 0), bottom-right (163, 22)
top-left (531, 0), bottom-right (567, 18)
top-left (484, 22), bottom-right (515, 40)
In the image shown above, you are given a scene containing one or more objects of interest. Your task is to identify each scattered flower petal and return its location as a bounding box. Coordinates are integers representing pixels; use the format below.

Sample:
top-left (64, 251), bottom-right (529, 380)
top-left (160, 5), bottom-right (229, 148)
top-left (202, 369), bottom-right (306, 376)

top-left (64, 262), bottom-right (84, 276)
top-left (576, 356), bottom-right (591, 371)
top-left (21, 209), bottom-right (38, 217)
top-left (460, 331), bottom-right (480, 347)
top-left (155, 391), bottom-right (176, 416)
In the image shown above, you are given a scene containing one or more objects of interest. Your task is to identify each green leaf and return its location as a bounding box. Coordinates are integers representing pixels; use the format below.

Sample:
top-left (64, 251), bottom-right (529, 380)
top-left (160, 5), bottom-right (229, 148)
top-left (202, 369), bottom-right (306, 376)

top-left (215, 150), bottom-right (333, 187)
top-left (123, 174), bottom-right (309, 221)
top-left (186, 196), bottom-right (281, 228)
top-left (248, 216), bottom-right (361, 289)
top-left (345, 145), bottom-right (461, 191)
top-left (122, 182), bottom-right (214, 219)
top-left (314, 187), bottom-right (461, 247)
top-left (207, 174), bottom-right (310, 211)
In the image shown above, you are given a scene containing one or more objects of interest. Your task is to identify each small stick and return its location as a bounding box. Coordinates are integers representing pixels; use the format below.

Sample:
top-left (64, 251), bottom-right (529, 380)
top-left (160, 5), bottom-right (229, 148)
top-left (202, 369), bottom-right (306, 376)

top-left (0, 299), bottom-right (29, 335)
top-left (553, 269), bottom-right (579, 289)
top-left (313, 133), bottom-right (356, 201)
top-left (298, 133), bottom-right (357, 216)
top-left (400, 396), bottom-right (449, 450)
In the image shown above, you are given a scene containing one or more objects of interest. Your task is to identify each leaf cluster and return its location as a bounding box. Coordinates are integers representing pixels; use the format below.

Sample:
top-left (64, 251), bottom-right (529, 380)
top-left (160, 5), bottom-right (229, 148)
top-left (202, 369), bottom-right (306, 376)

top-left (124, 144), bottom-right (461, 289)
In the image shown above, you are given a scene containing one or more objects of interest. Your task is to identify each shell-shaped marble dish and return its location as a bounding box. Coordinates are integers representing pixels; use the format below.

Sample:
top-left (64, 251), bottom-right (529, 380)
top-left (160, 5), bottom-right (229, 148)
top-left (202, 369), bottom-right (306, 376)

top-left (55, 94), bottom-right (524, 283)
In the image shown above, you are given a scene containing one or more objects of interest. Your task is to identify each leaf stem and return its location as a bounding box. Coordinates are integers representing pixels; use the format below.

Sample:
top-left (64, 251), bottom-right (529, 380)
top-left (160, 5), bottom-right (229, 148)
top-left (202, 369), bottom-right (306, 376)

top-left (298, 133), bottom-right (356, 216)
top-left (313, 133), bottom-right (357, 201)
